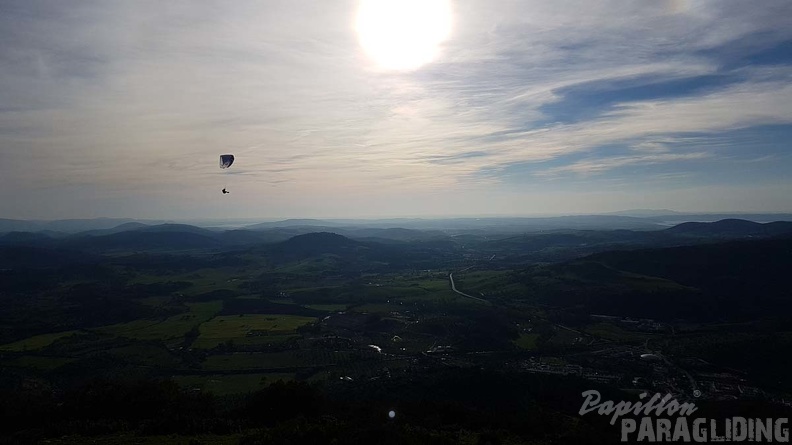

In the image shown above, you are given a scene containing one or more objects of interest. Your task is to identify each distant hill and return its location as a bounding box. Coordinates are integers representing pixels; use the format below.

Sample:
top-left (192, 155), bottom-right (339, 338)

top-left (253, 232), bottom-right (385, 275)
top-left (241, 216), bottom-right (665, 233)
top-left (606, 209), bottom-right (681, 217)
top-left (133, 223), bottom-right (218, 235)
top-left (666, 219), bottom-right (792, 237)
top-left (249, 225), bottom-right (448, 243)
top-left (246, 226), bottom-right (341, 243)
top-left (272, 232), bottom-right (360, 256)
top-left (589, 238), bottom-right (792, 287)
top-left (0, 218), bottom-right (167, 234)
top-left (250, 231), bottom-right (455, 274)
top-left (2, 223), bottom-right (398, 253)
top-left (322, 227), bottom-right (448, 242)
top-left (63, 230), bottom-right (221, 251)
top-left (0, 219), bottom-right (41, 233)
top-left (507, 237), bottom-right (792, 322)
top-left (218, 229), bottom-right (273, 246)
top-left (646, 213), bottom-right (792, 225)
top-left (245, 219), bottom-right (343, 230)
top-left (77, 222), bottom-right (150, 237)
top-left (4, 217), bottom-right (790, 257)
top-left (488, 230), bottom-right (653, 250)
top-left (392, 215), bottom-right (665, 232)
top-left (0, 231), bottom-right (53, 247)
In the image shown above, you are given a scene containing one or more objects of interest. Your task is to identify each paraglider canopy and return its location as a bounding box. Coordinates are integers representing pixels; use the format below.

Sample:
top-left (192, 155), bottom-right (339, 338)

top-left (220, 154), bottom-right (235, 169)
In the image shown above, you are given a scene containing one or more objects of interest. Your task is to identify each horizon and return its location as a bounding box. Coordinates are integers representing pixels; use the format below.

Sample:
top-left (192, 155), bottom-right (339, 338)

top-left (5, 208), bottom-right (792, 226)
top-left (2, 1), bottom-right (791, 219)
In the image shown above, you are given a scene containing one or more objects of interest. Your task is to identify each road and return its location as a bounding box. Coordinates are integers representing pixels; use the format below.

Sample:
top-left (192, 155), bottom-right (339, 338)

top-left (448, 272), bottom-right (489, 303)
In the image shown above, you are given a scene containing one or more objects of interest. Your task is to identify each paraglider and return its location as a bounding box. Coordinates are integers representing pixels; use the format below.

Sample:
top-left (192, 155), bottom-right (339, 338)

top-left (220, 154), bottom-right (234, 169)
top-left (220, 154), bottom-right (234, 194)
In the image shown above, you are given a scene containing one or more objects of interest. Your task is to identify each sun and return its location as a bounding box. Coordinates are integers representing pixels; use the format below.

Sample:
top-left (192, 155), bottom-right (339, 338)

top-left (356, 0), bottom-right (452, 71)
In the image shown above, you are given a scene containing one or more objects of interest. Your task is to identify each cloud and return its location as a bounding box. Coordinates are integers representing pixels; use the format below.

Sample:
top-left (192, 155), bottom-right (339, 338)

top-left (1, 0), bottom-right (791, 217)
top-left (539, 152), bottom-right (712, 176)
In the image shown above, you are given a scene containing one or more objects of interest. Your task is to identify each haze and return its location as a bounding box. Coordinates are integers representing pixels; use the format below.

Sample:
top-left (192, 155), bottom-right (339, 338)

top-left (2, 0), bottom-right (791, 220)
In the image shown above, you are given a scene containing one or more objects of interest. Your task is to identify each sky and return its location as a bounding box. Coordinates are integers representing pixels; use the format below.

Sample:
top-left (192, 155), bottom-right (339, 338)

top-left (1, 0), bottom-right (791, 220)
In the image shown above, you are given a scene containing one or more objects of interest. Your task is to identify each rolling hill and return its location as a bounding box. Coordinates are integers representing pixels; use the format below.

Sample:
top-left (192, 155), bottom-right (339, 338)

top-left (501, 237), bottom-right (792, 322)
top-left (665, 219), bottom-right (792, 237)
top-left (63, 230), bottom-right (221, 251)
top-left (269, 232), bottom-right (362, 257)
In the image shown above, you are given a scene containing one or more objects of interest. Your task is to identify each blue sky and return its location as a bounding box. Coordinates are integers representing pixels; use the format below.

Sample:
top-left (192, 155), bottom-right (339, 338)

top-left (1, 0), bottom-right (791, 219)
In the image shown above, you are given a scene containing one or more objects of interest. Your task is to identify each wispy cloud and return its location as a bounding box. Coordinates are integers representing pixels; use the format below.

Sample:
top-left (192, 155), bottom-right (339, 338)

top-left (1, 0), bottom-right (791, 218)
top-left (540, 152), bottom-right (711, 177)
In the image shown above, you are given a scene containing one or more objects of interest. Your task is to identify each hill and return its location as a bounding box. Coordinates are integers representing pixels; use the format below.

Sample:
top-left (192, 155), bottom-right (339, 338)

top-left (132, 223), bottom-right (218, 235)
top-left (271, 232), bottom-right (361, 256)
top-left (0, 231), bottom-right (53, 247)
top-left (63, 230), bottom-right (221, 251)
top-left (589, 238), bottom-right (792, 295)
top-left (503, 238), bottom-right (792, 322)
top-left (0, 218), bottom-right (168, 234)
top-left (665, 219), bottom-right (792, 237)
top-left (77, 222), bottom-right (151, 237)
top-left (646, 213), bottom-right (792, 225)
top-left (606, 209), bottom-right (681, 217)
top-left (245, 219), bottom-right (342, 230)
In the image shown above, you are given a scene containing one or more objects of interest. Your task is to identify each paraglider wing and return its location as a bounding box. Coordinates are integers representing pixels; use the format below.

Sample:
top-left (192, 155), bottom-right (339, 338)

top-left (220, 154), bottom-right (235, 169)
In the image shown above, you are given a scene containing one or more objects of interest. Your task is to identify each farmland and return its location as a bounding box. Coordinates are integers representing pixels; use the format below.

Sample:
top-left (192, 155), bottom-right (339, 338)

top-left (2, 226), bottom-right (792, 443)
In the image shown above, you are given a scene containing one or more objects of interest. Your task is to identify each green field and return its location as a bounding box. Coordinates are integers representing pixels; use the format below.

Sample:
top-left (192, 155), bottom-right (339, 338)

top-left (514, 333), bottom-right (540, 350)
top-left (193, 314), bottom-right (315, 349)
top-left (304, 303), bottom-right (349, 312)
top-left (0, 330), bottom-right (78, 352)
top-left (585, 322), bottom-right (654, 343)
top-left (267, 298), bottom-right (296, 305)
top-left (203, 351), bottom-right (303, 371)
top-left (350, 302), bottom-right (404, 313)
top-left (271, 255), bottom-right (341, 274)
top-left (173, 373), bottom-right (295, 395)
top-left (231, 334), bottom-right (301, 347)
top-left (105, 343), bottom-right (181, 368)
top-left (48, 434), bottom-right (241, 445)
top-left (94, 301), bottom-right (223, 345)
top-left (130, 269), bottom-right (248, 296)
top-left (203, 350), bottom-right (353, 371)
top-left (136, 296), bottom-right (173, 307)
top-left (6, 355), bottom-right (77, 370)
top-left (453, 270), bottom-right (510, 289)
top-left (547, 326), bottom-right (582, 347)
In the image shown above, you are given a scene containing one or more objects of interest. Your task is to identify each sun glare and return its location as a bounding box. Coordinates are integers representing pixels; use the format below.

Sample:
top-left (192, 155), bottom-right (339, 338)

top-left (356, 0), bottom-right (453, 71)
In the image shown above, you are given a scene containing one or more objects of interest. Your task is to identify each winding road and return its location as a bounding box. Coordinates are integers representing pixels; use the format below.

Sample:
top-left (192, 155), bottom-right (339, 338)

top-left (448, 272), bottom-right (489, 303)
